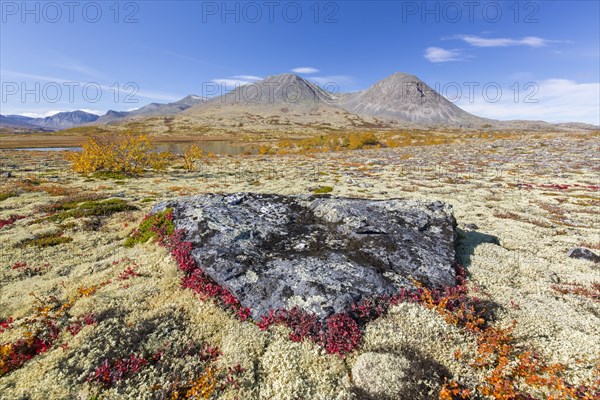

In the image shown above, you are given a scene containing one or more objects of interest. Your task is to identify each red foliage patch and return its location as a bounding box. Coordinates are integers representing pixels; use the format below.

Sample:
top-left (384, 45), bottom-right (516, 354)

top-left (66, 313), bottom-right (97, 336)
top-left (258, 307), bottom-right (322, 344)
top-left (0, 317), bottom-right (13, 333)
top-left (321, 313), bottom-right (362, 355)
top-left (10, 261), bottom-right (50, 276)
top-left (118, 265), bottom-right (141, 281)
top-left (0, 215), bottom-right (25, 229)
top-left (88, 353), bottom-right (149, 387)
top-left (1, 290), bottom-right (101, 376)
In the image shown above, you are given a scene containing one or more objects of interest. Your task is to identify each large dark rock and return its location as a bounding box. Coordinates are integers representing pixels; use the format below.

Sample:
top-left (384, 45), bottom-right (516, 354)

top-left (153, 193), bottom-right (457, 319)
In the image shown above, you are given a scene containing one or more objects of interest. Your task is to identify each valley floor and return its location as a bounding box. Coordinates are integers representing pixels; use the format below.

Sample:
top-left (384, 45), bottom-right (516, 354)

top-left (0, 130), bottom-right (598, 399)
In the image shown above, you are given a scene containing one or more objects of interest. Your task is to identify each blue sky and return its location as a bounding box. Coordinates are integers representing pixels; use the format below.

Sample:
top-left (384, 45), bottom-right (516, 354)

top-left (1, 0), bottom-right (598, 124)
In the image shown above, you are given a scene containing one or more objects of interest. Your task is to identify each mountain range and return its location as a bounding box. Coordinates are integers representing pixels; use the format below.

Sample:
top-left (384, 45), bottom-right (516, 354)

top-left (1, 73), bottom-right (597, 133)
top-left (1, 111), bottom-right (99, 132)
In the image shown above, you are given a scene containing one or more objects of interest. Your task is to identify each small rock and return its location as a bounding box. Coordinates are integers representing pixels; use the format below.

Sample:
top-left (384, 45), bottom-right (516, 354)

top-left (1, 171), bottom-right (12, 178)
top-left (464, 223), bottom-right (478, 230)
top-left (567, 248), bottom-right (600, 263)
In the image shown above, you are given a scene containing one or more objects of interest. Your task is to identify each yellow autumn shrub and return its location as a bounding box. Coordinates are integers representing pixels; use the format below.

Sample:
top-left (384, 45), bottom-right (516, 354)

top-left (66, 133), bottom-right (172, 175)
top-left (348, 132), bottom-right (379, 150)
top-left (182, 144), bottom-right (204, 173)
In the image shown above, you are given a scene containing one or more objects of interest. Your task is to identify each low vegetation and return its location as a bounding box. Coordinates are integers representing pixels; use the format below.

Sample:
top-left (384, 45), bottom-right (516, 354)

top-left (313, 186), bottom-right (334, 194)
top-left (124, 208), bottom-right (175, 248)
top-left (16, 231), bottom-right (73, 248)
top-left (182, 144), bottom-right (204, 173)
top-left (46, 199), bottom-right (137, 222)
top-left (0, 190), bottom-right (17, 202)
top-left (65, 133), bottom-right (171, 175)
top-left (1, 129), bottom-right (598, 399)
top-left (260, 129), bottom-right (526, 154)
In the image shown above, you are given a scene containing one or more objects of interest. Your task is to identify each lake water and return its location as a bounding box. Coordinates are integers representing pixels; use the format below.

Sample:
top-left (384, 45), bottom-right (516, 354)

top-left (6, 140), bottom-right (260, 156)
top-left (156, 141), bottom-right (259, 155)
top-left (11, 147), bottom-right (83, 152)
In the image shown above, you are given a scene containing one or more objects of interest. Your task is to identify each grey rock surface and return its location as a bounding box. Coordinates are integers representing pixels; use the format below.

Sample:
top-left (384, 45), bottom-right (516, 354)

top-left (153, 193), bottom-right (457, 319)
top-left (567, 247), bottom-right (600, 263)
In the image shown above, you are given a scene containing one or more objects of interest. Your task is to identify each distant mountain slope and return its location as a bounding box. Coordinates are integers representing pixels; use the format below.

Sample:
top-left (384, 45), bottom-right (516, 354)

top-left (34, 110), bottom-right (99, 130)
top-left (92, 94), bottom-right (205, 125)
top-left (2, 73), bottom-right (595, 134)
top-left (185, 74), bottom-right (336, 114)
top-left (0, 95), bottom-right (205, 132)
top-left (0, 115), bottom-right (47, 132)
top-left (337, 72), bottom-right (486, 125)
top-left (94, 110), bottom-right (129, 124)
top-left (181, 74), bottom-right (384, 130)
top-left (183, 73), bottom-right (490, 128)
top-left (128, 94), bottom-right (205, 116)
top-left (0, 111), bottom-right (97, 131)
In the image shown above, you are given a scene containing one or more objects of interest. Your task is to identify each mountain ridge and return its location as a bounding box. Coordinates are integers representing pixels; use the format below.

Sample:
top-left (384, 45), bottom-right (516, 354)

top-left (1, 74), bottom-right (597, 133)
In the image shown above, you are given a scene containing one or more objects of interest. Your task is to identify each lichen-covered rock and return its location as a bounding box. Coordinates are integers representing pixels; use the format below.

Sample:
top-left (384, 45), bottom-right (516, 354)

top-left (352, 352), bottom-right (411, 398)
top-left (152, 193), bottom-right (457, 319)
top-left (567, 247), bottom-right (600, 264)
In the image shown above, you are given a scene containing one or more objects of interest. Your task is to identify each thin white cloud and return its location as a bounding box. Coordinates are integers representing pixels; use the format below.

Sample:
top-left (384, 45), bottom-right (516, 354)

top-left (134, 89), bottom-right (181, 102)
top-left (17, 109), bottom-right (103, 118)
top-left (211, 75), bottom-right (262, 89)
top-left (75, 108), bottom-right (103, 115)
top-left (308, 75), bottom-right (353, 85)
top-left (454, 79), bottom-right (600, 125)
top-left (232, 75), bottom-right (262, 81)
top-left (291, 67), bottom-right (320, 74)
top-left (19, 110), bottom-right (63, 118)
top-left (307, 75), bottom-right (355, 94)
top-left (61, 64), bottom-right (104, 79)
top-left (49, 58), bottom-right (105, 79)
top-left (424, 47), bottom-right (463, 63)
top-left (212, 79), bottom-right (252, 87)
top-left (458, 35), bottom-right (551, 48)
top-left (0, 69), bottom-right (182, 102)
top-left (1, 70), bottom-right (74, 83)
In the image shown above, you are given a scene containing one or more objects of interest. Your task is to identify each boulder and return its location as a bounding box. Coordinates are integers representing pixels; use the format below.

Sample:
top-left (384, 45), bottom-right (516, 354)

top-left (153, 193), bottom-right (457, 319)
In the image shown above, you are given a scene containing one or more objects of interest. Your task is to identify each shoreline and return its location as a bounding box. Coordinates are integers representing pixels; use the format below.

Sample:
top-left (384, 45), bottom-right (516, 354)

top-left (0, 134), bottom-right (269, 149)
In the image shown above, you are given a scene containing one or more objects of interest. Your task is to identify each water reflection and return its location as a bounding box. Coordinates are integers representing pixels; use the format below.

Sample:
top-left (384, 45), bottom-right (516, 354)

top-left (156, 141), bottom-right (258, 155)
top-left (7, 140), bottom-right (259, 155)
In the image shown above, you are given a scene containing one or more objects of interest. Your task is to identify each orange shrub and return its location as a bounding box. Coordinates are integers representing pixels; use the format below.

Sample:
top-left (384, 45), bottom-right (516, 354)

top-left (66, 133), bottom-right (171, 175)
top-left (182, 144), bottom-right (204, 173)
top-left (348, 132), bottom-right (379, 149)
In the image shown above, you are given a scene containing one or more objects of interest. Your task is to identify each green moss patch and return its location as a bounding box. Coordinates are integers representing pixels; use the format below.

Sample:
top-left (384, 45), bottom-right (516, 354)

top-left (313, 186), bottom-right (334, 194)
top-left (47, 199), bottom-right (138, 222)
top-left (17, 232), bottom-right (73, 248)
top-left (124, 208), bottom-right (174, 248)
top-left (92, 171), bottom-right (129, 180)
top-left (38, 193), bottom-right (106, 213)
top-left (0, 191), bottom-right (17, 202)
